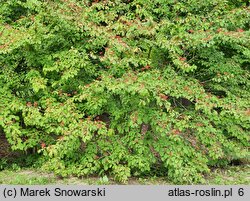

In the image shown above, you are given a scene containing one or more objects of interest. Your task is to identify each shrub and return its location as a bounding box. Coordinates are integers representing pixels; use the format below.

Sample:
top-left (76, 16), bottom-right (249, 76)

top-left (0, 0), bottom-right (249, 183)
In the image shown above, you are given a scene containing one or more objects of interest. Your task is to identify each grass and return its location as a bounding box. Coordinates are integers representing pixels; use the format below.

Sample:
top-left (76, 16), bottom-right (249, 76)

top-left (0, 165), bottom-right (249, 185)
top-left (204, 165), bottom-right (250, 185)
top-left (0, 169), bottom-right (165, 185)
top-left (0, 170), bottom-right (56, 185)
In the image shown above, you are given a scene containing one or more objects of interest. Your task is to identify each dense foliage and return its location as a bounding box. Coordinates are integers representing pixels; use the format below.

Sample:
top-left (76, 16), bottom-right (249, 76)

top-left (0, 0), bottom-right (249, 183)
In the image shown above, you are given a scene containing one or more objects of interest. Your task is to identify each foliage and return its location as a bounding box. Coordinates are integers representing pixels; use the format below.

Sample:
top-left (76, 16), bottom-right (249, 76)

top-left (0, 0), bottom-right (249, 183)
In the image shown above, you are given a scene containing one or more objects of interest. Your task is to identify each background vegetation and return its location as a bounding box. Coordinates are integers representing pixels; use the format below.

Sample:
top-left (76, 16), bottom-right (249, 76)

top-left (0, 0), bottom-right (249, 184)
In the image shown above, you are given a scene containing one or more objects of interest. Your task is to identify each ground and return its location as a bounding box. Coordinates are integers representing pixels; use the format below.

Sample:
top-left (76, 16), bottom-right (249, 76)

top-left (0, 165), bottom-right (249, 185)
